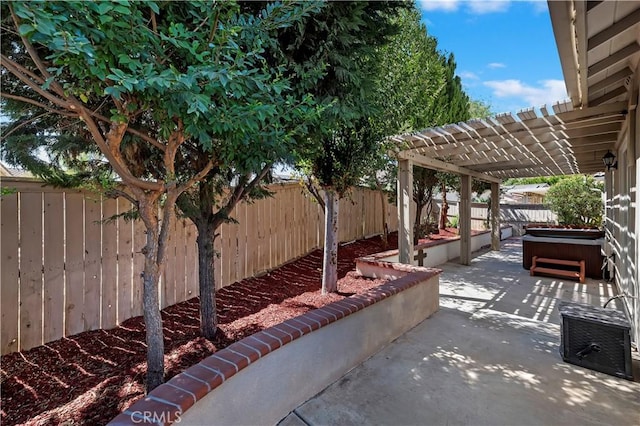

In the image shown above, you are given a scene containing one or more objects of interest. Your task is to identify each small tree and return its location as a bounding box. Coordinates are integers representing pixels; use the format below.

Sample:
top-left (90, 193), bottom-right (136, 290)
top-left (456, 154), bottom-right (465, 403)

top-left (0, 0), bottom-right (322, 392)
top-left (288, 1), bottom-right (407, 294)
top-left (413, 166), bottom-right (439, 241)
top-left (545, 175), bottom-right (604, 227)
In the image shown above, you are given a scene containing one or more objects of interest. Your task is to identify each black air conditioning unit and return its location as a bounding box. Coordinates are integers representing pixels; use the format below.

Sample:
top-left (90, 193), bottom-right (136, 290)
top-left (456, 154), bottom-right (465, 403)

top-left (558, 301), bottom-right (633, 380)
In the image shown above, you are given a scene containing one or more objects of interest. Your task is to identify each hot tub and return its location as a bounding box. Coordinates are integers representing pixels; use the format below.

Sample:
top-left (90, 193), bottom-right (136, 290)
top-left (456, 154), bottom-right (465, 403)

top-left (522, 229), bottom-right (604, 279)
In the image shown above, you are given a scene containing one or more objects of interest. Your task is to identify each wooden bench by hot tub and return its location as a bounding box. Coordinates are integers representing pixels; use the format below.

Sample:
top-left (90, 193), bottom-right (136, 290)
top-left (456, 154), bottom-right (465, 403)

top-left (530, 256), bottom-right (585, 283)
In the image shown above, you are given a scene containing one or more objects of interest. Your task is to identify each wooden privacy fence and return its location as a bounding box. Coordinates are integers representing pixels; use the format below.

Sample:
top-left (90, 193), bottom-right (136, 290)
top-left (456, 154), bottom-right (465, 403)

top-left (0, 178), bottom-right (398, 354)
top-left (443, 201), bottom-right (557, 233)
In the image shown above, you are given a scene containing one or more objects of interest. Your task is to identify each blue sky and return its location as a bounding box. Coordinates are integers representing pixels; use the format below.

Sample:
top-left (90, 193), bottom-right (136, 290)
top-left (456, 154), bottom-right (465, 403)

top-left (418, 0), bottom-right (568, 115)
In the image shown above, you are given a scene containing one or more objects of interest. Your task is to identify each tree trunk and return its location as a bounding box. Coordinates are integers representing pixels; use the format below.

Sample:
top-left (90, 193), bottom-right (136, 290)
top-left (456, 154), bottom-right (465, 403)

top-left (138, 201), bottom-right (165, 393)
top-left (142, 262), bottom-right (164, 391)
top-left (439, 182), bottom-right (449, 230)
top-left (322, 189), bottom-right (339, 294)
top-left (196, 222), bottom-right (217, 340)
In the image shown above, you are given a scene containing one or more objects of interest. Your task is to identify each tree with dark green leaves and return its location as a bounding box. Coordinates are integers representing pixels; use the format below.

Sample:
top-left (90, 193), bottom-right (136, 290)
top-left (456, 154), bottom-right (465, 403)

top-left (432, 53), bottom-right (470, 125)
top-left (359, 6), bottom-right (445, 245)
top-left (432, 53), bottom-right (470, 229)
top-left (1, 0), bottom-right (324, 392)
top-left (288, 1), bottom-right (407, 293)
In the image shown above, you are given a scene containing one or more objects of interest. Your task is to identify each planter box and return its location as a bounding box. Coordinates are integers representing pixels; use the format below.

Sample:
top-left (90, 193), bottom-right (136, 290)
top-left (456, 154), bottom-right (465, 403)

top-left (356, 227), bottom-right (512, 278)
top-left (110, 268), bottom-right (440, 426)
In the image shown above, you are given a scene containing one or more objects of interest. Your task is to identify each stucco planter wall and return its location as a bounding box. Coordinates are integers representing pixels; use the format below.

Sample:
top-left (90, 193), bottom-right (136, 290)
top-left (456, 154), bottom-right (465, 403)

top-left (110, 268), bottom-right (440, 426)
top-left (356, 227), bottom-right (513, 279)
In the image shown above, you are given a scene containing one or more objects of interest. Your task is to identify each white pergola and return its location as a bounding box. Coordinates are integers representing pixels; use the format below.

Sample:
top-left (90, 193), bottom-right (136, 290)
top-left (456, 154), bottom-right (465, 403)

top-left (392, 0), bottom-right (639, 268)
top-left (392, 100), bottom-right (628, 266)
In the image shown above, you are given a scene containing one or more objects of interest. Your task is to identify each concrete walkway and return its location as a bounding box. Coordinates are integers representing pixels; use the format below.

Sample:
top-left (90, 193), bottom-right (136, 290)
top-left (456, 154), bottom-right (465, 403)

top-left (279, 238), bottom-right (640, 426)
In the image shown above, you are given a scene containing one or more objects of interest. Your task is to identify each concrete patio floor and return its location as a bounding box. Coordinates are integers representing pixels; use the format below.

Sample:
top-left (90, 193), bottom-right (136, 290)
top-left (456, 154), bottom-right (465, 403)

top-left (279, 238), bottom-right (640, 426)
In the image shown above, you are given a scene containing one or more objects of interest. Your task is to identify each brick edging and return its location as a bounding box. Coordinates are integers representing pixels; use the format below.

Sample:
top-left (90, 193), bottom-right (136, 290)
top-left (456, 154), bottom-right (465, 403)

top-left (109, 269), bottom-right (440, 425)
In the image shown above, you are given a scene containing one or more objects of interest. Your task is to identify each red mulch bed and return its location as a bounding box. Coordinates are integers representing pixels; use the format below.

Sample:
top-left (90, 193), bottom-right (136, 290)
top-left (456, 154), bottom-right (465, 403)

top-left (1, 229), bottom-right (465, 425)
top-left (2, 232), bottom-right (410, 425)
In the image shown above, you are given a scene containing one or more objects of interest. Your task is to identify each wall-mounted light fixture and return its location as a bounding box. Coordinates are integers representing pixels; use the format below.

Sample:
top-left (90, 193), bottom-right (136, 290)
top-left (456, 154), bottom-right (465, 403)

top-left (602, 150), bottom-right (617, 171)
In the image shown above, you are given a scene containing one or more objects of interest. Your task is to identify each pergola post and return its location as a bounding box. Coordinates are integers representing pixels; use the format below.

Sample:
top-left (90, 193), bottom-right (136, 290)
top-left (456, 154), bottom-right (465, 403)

top-left (460, 174), bottom-right (472, 265)
top-left (398, 158), bottom-right (413, 265)
top-left (491, 182), bottom-right (501, 250)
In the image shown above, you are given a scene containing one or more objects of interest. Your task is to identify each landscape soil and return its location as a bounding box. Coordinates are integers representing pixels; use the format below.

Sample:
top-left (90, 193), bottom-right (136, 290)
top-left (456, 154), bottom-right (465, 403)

top-left (0, 229), bottom-right (458, 425)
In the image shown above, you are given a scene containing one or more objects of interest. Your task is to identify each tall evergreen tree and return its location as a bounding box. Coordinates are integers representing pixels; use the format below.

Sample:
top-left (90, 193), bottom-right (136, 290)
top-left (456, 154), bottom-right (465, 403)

top-left (287, 1), bottom-right (407, 293)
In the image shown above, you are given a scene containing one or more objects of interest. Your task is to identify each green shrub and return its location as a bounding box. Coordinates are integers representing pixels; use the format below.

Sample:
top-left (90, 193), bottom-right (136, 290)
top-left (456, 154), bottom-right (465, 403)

top-left (544, 175), bottom-right (603, 227)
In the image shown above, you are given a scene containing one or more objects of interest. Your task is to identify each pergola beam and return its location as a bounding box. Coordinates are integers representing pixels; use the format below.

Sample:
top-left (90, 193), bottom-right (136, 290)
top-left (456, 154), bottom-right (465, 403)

top-left (396, 151), bottom-right (501, 183)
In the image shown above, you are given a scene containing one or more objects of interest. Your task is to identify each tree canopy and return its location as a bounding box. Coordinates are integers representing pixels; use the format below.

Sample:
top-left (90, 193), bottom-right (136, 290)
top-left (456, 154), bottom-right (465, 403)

top-left (545, 175), bottom-right (604, 227)
top-left (1, 0), bottom-right (325, 391)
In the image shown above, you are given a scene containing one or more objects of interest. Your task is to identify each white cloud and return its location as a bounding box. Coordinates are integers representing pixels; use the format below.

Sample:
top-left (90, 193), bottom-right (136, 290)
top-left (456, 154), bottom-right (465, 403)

top-left (418, 0), bottom-right (460, 12)
top-left (468, 1), bottom-right (510, 14)
top-left (528, 0), bottom-right (548, 14)
top-left (419, 0), bottom-right (512, 14)
top-left (483, 79), bottom-right (568, 107)
top-left (487, 62), bottom-right (506, 69)
top-left (460, 71), bottom-right (480, 80)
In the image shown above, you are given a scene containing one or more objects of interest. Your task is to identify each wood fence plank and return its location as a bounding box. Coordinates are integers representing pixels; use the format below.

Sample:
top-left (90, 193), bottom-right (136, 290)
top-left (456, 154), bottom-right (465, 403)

top-left (318, 199), bottom-right (325, 248)
top-left (307, 194), bottom-right (315, 250)
top-left (271, 189), bottom-right (278, 266)
top-left (237, 203), bottom-right (248, 280)
top-left (84, 196), bottom-right (102, 329)
top-left (65, 193), bottom-right (86, 336)
top-left (215, 223), bottom-right (223, 289)
top-left (18, 192), bottom-right (43, 351)
top-left (301, 193), bottom-right (309, 252)
top-left (1, 193), bottom-right (19, 354)
top-left (285, 188), bottom-right (292, 261)
top-left (253, 198), bottom-right (263, 273)
top-left (338, 197), bottom-right (346, 242)
top-left (117, 198), bottom-right (133, 322)
top-left (295, 190), bottom-right (302, 257)
top-left (174, 220), bottom-right (187, 304)
top-left (291, 190), bottom-right (298, 257)
top-left (283, 188), bottom-right (289, 262)
top-left (184, 222), bottom-right (198, 299)
top-left (43, 192), bottom-right (65, 344)
top-left (163, 218), bottom-right (176, 308)
top-left (267, 194), bottom-right (275, 269)
top-left (101, 198), bottom-right (118, 328)
top-left (228, 208), bottom-right (239, 285)
top-left (262, 196), bottom-right (271, 270)
top-left (131, 220), bottom-right (146, 317)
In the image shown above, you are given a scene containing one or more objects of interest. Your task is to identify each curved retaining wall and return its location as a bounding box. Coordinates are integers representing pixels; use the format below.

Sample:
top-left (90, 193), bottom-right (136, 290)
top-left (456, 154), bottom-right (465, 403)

top-left (109, 267), bottom-right (440, 425)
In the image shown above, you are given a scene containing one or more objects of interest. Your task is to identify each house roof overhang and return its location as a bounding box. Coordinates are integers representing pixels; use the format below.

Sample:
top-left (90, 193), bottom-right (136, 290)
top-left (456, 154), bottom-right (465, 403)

top-left (392, 1), bottom-right (638, 182)
top-left (548, 0), bottom-right (640, 110)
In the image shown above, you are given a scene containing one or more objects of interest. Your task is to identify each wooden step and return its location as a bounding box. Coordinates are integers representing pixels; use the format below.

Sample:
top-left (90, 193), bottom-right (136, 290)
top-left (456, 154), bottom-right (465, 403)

top-left (530, 256), bottom-right (586, 283)
top-left (531, 266), bottom-right (580, 279)
top-left (533, 257), bottom-right (582, 267)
